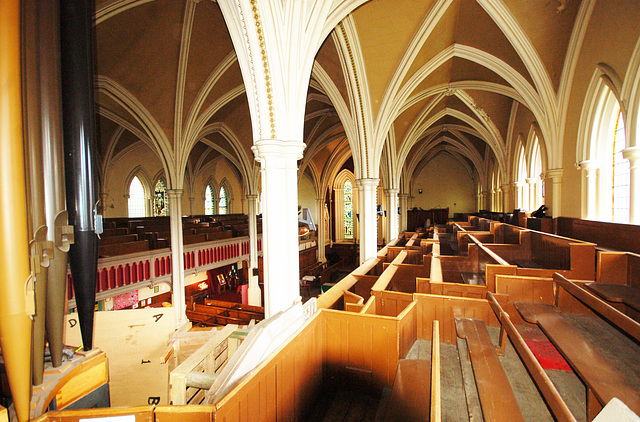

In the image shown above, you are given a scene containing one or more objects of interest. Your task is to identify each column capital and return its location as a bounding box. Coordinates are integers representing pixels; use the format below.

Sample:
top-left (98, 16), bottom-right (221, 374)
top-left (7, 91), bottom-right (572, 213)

top-left (545, 168), bottom-right (563, 181)
top-left (578, 160), bottom-right (599, 171)
top-left (384, 188), bottom-right (400, 196)
top-left (166, 189), bottom-right (184, 198)
top-left (246, 193), bottom-right (259, 200)
top-left (525, 177), bottom-right (537, 185)
top-left (355, 178), bottom-right (379, 189)
top-left (501, 184), bottom-right (511, 191)
top-left (398, 192), bottom-right (409, 199)
top-left (251, 139), bottom-right (306, 163)
top-left (623, 146), bottom-right (640, 163)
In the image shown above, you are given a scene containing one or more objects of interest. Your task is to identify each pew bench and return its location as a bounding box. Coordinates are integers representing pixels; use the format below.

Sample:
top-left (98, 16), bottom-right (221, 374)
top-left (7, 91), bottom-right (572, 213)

top-left (455, 317), bottom-right (524, 422)
top-left (586, 282), bottom-right (640, 313)
top-left (514, 302), bottom-right (640, 419)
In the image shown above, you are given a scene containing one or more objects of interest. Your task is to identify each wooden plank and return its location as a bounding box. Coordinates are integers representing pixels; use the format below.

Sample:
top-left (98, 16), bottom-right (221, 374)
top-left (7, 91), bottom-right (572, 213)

top-left (170, 324), bottom-right (236, 405)
top-left (430, 321), bottom-right (441, 422)
top-left (65, 308), bottom-right (175, 407)
top-left (515, 301), bottom-right (640, 417)
top-left (554, 273), bottom-right (640, 341)
top-left (486, 293), bottom-right (577, 422)
top-left (455, 318), bottom-right (524, 422)
top-left (586, 282), bottom-right (640, 313)
top-left (383, 360), bottom-right (431, 421)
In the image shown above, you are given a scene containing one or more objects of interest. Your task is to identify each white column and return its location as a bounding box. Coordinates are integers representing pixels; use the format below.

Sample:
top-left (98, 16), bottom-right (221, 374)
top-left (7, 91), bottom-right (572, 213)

top-left (623, 147), bottom-right (640, 224)
top-left (399, 192), bottom-right (408, 232)
top-left (546, 168), bottom-right (563, 218)
top-left (501, 184), bottom-right (511, 212)
top-left (385, 188), bottom-right (399, 242)
top-left (579, 160), bottom-right (599, 220)
top-left (357, 178), bottom-right (379, 264)
top-left (514, 182), bottom-right (525, 209)
top-left (246, 193), bottom-right (261, 306)
top-left (526, 178), bottom-right (537, 211)
top-left (316, 197), bottom-right (326, 262)
top-left (167, 189), bottom-right (187, 328)
top-left (252, 139), bottom-right (304, 318)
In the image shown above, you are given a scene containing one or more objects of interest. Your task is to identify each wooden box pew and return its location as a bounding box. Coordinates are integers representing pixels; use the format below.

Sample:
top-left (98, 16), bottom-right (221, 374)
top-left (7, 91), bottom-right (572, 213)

top-left (416, 276), bottom-right (488, 300)
top-left (478, 231), bottom-right (596, 292)
top-left (591, 250), bottom-right (640, 320)
top-left (343, 290), bottom-right (365, 312)
top-left (456, 230), bottom-right (494, 255)
top-left (98, 233), bottom-right (138, 246)
top-left (100, 227), bottom-right (130, 237)
top-left (205, 230), bottom-right (234, 241)
top-left (98, 239), bottom-right (149, 258)
top-left (512, 273), bottom-right (640, 420)
top-left (317, 238), bottom-right (402, 311)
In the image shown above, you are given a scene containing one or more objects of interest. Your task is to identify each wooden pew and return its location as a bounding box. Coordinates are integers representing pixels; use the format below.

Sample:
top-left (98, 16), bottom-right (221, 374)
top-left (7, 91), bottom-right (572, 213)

top-left (455, 317), bottom-right (525, 422)
top-left (382, 320), bottom-right (440, 422)
top-left (98, 240), bottom-right (149, 257)
top-left (99, 233), bottom-right (138, 246)
top-left (486, 293), bottom-right (576, 422)
top-left (512, 273), bottom-right (640, 419)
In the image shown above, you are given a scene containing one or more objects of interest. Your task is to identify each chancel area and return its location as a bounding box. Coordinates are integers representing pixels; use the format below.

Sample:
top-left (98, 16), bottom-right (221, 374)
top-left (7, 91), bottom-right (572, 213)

top-left (1, 0), bottom-right (640, 421)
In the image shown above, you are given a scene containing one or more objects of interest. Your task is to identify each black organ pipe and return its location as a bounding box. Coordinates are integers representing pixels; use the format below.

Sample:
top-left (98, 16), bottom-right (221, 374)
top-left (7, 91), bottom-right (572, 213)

top-left (59, 0), bottom-right (100, 351)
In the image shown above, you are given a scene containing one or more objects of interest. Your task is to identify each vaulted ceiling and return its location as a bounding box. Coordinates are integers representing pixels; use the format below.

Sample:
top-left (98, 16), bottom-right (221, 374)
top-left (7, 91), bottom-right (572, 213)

top-left (94, 0), bottom-right (582, 194)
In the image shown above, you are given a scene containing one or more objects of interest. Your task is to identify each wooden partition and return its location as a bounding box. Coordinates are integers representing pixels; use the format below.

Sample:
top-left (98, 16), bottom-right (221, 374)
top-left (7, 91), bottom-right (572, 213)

top-left (214, 312), bottom-right (324, 421)
top-left (413, 294), bottom-right (499, 345)
top-left (322, 309), bottom-right (409, 393)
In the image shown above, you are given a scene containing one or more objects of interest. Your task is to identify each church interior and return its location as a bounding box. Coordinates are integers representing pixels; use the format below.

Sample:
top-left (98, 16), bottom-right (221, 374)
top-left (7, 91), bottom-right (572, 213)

top-left (1, 0), bottom-right (640, 421)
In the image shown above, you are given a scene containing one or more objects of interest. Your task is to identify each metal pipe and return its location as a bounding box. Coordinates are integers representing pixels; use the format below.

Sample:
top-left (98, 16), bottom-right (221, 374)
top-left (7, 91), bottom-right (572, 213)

top-left (59, 0), bottom-right (99, 351)
top-left (0, 0), bottom-right (35, 419)
top-left (39, 0), bottom-right (71, 369)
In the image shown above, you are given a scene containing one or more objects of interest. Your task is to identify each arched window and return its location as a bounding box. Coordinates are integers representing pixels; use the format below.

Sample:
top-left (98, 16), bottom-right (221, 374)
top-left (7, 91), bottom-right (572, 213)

top-left (205, 184), bottom-right (214, 215)
top-left (530, 137), bottom-right (544, 211)
top-left (153, 178), bottom-right (168, 216)
top-left (128, 176), bottom-right (146, 217)
top-left (219, 186), bottom-right (228, 215)
top-left (516, 145), bottom-right (529, 210)
top-left (343, 180), bottom-right (353, 239)
top-left (611, 105), bottom-right (630, 223)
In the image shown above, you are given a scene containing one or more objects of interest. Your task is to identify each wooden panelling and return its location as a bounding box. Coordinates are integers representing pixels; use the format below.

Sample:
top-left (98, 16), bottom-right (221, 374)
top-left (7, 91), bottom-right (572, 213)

top-left (494, 275), bottom-right (555, 324)
top-left (556, 216), bottom-right (640, 254)
top-left (414, 294), bottom-right (498, 345)
top-left (430, 281), bottom-right (487, 299)
top-left (376, 290), bottom-right (414, 317)
top-left (32, 406), bottom-right (155, 422)
top-left (214, 313), bottom-right (324, 422)
top-left (398, 301), bottom-right (418, 360)
top-left (598, 252), bottom-right (629, 284)
top-left (322, 310), bottom-right (400, 392)
top-left (155, 406), bottom-right (215, 422)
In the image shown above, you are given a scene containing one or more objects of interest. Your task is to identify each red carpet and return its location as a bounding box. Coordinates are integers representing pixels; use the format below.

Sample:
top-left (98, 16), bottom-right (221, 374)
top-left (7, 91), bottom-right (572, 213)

top-left (516, 325), bottom-right (572, 372)
top-left (524, 339), bottom-right (572, 371)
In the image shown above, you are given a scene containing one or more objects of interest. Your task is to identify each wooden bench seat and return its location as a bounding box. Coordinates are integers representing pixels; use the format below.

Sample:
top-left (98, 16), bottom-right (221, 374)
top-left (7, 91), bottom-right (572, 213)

top-left (383, 359), bottom-right (431, 421)
top-left (586, 282), bottom-right (640, 313)
top-left (515, 302), bottom-right (640, 419)
top-left (455, 317), bottom-right (524, 422)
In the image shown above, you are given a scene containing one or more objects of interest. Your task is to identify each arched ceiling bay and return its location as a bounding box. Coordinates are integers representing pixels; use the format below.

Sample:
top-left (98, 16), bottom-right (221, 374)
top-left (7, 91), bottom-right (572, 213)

top-left (94, 0), bottom-right (583, 196)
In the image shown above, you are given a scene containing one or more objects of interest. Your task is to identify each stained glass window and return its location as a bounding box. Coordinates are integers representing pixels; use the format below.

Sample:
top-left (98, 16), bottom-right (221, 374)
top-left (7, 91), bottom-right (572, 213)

top-left (205, 185), bottom-right (214, 215)
top-left (154, 178), bottom-right (168, 216)
top-left (612, 106), bottom-right (629, 223)
top-left (219, 186), bottom-right (228, 215)
top-left (128, 176), bottom-right (146, 217)
top-left (344, 180), bottom-right (353, 239)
